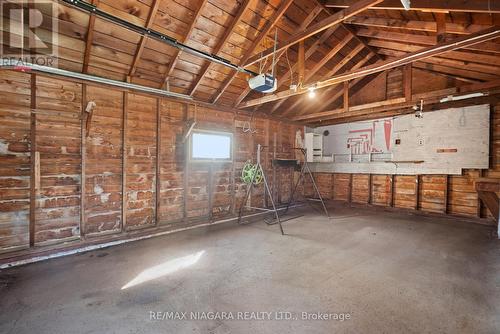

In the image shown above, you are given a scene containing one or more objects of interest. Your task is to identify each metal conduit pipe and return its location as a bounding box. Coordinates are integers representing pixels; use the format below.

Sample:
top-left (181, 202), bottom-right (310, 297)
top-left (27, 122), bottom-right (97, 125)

top-left (0, 60), bottom-right (193, 100)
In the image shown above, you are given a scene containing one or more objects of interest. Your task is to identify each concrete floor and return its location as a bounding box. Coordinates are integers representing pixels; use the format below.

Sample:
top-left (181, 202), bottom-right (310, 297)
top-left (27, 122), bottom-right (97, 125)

top-left (1, 205), bottom-right (499, 334)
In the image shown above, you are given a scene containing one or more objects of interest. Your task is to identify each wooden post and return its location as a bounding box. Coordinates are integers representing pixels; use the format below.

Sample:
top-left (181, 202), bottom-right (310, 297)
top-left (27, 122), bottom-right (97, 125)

top-left (390, 174), bottom-right (395, 207)
top-left (121, 92), bottom-right (128, 231)
top-left (155, 98), bottom-right (161, 225)
top-left (29, 73), bottom-right (37, 247)
top-left (415, 174), bottom-right (420, 210)
top-left (183, 103), bottom-right (189, 221)
top-left (435, 13), bottom-right (446, 43)
top-left (348, 173), bottom-right (353, 203)
top-left (272, 132), bottom-right (277, 204)
top-left (298, 40), bottom-right (305, 85)
top-left (404, 63), bottom-right (412, 102)
top-left (207, 163), bottom-right (214, 220)
top-left (444, 175), bottom-right (449, 214)
top-left (477, 169), bottom-right (484, 218)
top-left (230, 113), bottom-right (237, 215)
top-left (343, 81), bottom-right (349, 111)
top-left (80, 84), bottom-right (87, 238)
top-left (368, 174), bottom-right (372, 204)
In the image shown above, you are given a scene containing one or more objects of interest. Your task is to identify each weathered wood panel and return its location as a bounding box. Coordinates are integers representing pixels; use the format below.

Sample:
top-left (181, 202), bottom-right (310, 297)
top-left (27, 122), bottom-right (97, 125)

top-left (371, 174), bottom-right (391, 206)
top-left (125, 93), bottom-right (157, 229)
top-left (394, 175), bottom-right (417, 209)
top-left (352, 173), bottom-right (370, 203)
top-left (84, 86), bottom-right (123, 235)
top-left (419, 175), bottom-right (447, 213)
top-left (0, 72), bottom-right (31, 252)
top-left (35, 76), bottom-right (82, 245)
top-left (333, 173), bottom-right (350, 201)
top-left (158, 100), bottom-right (185, 223)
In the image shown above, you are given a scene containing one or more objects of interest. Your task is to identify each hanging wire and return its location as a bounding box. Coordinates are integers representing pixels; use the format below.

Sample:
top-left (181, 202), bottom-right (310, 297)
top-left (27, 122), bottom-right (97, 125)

top-left (285, 47), bottom-right (294, 86)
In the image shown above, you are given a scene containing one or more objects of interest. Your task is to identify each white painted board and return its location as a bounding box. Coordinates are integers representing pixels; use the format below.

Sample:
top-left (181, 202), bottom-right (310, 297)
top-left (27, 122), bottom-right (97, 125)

top-left (310, 104), bottom-right (490, 175)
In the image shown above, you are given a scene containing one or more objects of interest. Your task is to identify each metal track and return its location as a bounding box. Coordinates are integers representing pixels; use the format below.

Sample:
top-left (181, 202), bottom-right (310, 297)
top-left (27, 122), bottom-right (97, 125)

top-left (61, 0), bottom-right (258, 76)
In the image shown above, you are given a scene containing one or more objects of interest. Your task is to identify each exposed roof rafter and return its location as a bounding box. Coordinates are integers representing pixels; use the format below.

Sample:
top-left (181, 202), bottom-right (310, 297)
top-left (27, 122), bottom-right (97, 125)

top-left (189, 0), bottom-right (254, 96)
top-left (127, 0), bottom-right (161, 81)
top-left (161, 0), bottom-right (210, 88)
top-left (324, 0), bottom-right (500, 13)
top-left (239, 26), bottom-right (500, 109)
top-left (211, 0), bottom-right (295, 104)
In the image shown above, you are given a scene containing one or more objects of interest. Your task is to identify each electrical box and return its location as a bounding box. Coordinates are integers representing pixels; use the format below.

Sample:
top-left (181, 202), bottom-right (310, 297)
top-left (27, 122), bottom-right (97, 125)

top-left (305, 133), bottom-right (323, 162)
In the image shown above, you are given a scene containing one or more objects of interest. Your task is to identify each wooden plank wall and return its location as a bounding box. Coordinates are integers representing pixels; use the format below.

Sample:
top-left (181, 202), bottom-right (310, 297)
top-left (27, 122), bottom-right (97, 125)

top-left (35, 76), bottom-right (82, 246)
top-left (0, 70), bottom-right (301, 255)
top-left (312, 102), bottom-right (500, 222)
top-left (0, 72), bottom-right (31, 252)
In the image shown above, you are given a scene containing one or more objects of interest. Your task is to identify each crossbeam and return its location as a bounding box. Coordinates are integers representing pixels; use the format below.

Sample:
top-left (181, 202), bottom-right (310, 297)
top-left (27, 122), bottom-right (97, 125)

top-left (239, 26), bottom-right (500, 108)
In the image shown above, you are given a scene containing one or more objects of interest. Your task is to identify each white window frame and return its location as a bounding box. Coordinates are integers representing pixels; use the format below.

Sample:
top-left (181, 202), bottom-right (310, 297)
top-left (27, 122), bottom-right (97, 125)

top-left (189, 129), bottom-right (233, 162)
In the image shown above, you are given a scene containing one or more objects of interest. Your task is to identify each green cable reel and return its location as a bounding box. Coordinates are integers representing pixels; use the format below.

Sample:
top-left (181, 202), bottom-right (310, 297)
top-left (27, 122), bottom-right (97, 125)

top-left (241, 161), bottom-right (263, 185)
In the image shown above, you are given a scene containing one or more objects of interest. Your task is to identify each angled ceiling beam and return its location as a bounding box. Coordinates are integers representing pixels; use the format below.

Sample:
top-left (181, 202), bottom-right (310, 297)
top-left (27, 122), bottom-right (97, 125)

top-left (82, 0), bottom-right (99, 73)
top-left (293, 81), bottom-right (500, 123)
top-left (211, 0), bottom-right (295, 104)
top-left (243, 0), bottom-right (384, 68)
top-left (127, 0), bottom-right (160, 81)
top-left (268, 34), bottom-right (355, 113)
top-left (263, 0), bottom-right (382, 114)
top-left (324, 0), bottom-right (500, 13)
top-left (233, 4), bottom-right (324, 107)
top-left (239, 26), bottom-right (500, 108)
top-left (343, 17), bottom-right (491, 35)
top-left (161, 0), bottom-right (209, 88)
top-left (280, 52), bottom-right (375, 116)
top-left (189, 0), bottom-right (253, 96)
top-left (376, 48), bottom-right (500, 81)
top-left (367, 40), bottom-right (500, 72)
top-left (355, 28), bottom-right (500, 54)
top-left (265, 27), bottom-right (346, 112)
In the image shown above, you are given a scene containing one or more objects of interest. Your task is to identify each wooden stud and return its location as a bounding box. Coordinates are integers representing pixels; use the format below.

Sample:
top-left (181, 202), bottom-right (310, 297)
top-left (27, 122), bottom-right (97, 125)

top-left (415, 175), bottom-right (420, 210)
top-left (29, 73), bottom-right (36, 247)
top-left (477, 169), bottom-right (484, 218)
top-left (390, 175), bottom-right (395, 207)
top-left (368, 174), bottom-right (372, 204)
top-left (80, 84), bottom-right (87, 238)
top-left (155, 98), bottom-right (161, 225)
top-left (435, 12), bottom-right (447, 43)
top-left (121, 92), bottom-right (127, 232)
top-left (183, 104), bottom-right (189, 221)
top-left (343, 81), bottom-right (349, 111)
top-left (298, 40), bottom-right (305, 85)
top-left (444, 175), bottom-right (449, 214)
top-left (348, 174), bottom-right (353, 204)
top-left (404, 63), bottom-right (412, 102)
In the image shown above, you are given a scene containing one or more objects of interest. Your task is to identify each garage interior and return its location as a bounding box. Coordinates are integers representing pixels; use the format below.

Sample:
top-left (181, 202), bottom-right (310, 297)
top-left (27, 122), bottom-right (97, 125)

top-left (0, 0), bottom-right (499, 333)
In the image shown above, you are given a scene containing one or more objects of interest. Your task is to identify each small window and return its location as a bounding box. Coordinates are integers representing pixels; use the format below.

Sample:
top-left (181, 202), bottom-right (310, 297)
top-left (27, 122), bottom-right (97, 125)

top-left (190, 130), bottom-right (232, 162)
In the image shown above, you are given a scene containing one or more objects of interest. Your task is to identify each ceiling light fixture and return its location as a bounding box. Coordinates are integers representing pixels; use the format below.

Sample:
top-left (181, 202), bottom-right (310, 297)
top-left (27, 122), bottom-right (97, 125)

top-left (308, 87), bottom-right (316, 98)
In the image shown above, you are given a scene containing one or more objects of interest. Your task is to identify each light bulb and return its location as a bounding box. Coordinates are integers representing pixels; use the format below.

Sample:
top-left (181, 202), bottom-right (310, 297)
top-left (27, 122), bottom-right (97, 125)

top-left (308, 87), bottom-right (316, 98)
